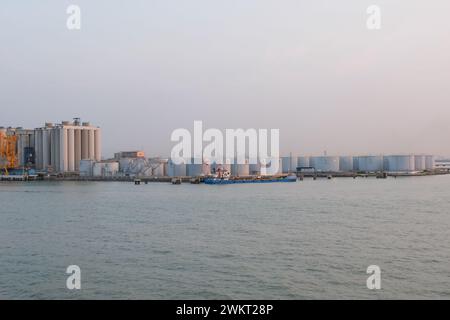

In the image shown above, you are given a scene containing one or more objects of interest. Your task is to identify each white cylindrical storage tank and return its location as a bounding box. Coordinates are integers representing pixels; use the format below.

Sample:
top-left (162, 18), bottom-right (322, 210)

top-left (60, 128), bottom-right (68, 172)
top-left (385, 155), bottom-right (415, 172)
top-left (355, 156), bottom-right (384, 172)
top-left (281, 156), bottom-right (297, 173)
top-left (297, 156), bottom-right (310, 168)
top-left (74, 129), bottom-right (81, 171)
top-left (33, 129), bottom-right (40, 169)
top-left (48, 130), bottom-right (54, 169)
top-left (81, 129), bottom-right (89, 160)
top-left (42, 129), bottom-right (50, 170)
top-left (67, 128), bottom-right (75, 171)
top-left (186, 158), bottom-right (210, 176)
top-left (168, 159), bottom-right (187, 177)
top-left (414, 155), bottom-right (426, 171)
top-left (186, 164), bottom-right (202, 176)
top-left (339, 156), bottom-right (354, 172)
top-left (231, 163), bottom-right (250, 176)
top-left (310, 156), bottom-right (340, 172)
top-left (425, 155), bottom-right (435, 170)
top-left (151, 160), bottom-right (166, 177)
top-left (94, 129), bottom-right (101, 161)
top-left (88, 129), bottom-right (95, 160)
top-left (54, 128), bottom-right (60, 172)
top-left (80, 159), bottom-right (94, 176)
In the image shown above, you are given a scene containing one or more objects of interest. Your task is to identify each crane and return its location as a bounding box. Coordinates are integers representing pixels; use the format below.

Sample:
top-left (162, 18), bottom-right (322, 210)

top-left (0, 131), bottom-right (18, 176)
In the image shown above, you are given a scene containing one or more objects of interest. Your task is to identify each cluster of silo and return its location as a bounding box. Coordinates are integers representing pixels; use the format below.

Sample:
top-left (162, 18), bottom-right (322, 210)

top-left (32, 120), bottom-right (101, 173)
top-left (309, 156), bottom-right (340, 172)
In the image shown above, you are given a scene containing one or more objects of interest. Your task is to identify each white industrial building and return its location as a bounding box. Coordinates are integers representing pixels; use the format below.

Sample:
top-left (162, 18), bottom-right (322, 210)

top-left (10, 119), bottom-right (101, 173)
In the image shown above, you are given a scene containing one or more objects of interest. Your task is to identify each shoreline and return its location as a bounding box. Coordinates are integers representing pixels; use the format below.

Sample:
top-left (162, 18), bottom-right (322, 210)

top-left (1, 170), bottom-right (449, 183)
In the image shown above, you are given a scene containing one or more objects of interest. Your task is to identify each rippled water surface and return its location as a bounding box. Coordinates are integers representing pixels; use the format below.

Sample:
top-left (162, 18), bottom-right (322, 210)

top-left (1, 176), bottom-right (450, 299)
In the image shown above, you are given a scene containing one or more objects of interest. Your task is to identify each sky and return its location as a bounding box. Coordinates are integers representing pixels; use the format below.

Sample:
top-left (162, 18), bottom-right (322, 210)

top-left (1, 0), bottom-right (449, 158)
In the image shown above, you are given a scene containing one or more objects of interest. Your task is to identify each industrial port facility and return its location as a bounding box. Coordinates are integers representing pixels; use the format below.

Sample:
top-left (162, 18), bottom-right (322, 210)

top-left (0, 118), bottom-right (448, 181)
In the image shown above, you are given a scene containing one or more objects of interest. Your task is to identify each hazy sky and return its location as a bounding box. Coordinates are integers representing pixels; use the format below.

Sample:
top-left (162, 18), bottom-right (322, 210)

top-left (1, 1), bottom-right (449, 158)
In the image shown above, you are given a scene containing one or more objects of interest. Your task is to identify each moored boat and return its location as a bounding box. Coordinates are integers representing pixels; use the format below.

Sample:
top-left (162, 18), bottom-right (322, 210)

top-left (204, 174), bottom-right (297, 184)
